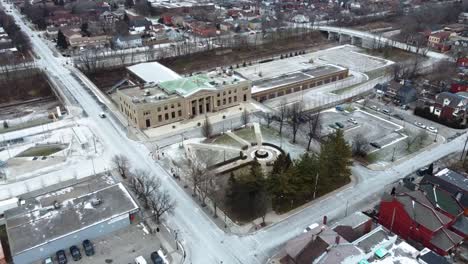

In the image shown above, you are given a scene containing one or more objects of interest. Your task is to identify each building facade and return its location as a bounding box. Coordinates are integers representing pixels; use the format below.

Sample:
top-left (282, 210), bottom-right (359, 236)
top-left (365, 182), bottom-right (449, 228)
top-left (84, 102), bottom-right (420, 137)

top-left (117, 73), bottom-right (251, 129)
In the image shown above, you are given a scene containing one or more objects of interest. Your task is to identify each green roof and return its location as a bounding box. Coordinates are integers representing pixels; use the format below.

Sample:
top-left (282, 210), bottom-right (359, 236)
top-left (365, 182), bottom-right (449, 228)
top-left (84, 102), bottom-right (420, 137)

top-left (158, 75), bottom-right (214, 97)
top-left (375, 247), bottom-right (388, 259)
top-left (358, 260), bottom-right (370, 264)
top-left (420, 184), bottom-right (462, 216)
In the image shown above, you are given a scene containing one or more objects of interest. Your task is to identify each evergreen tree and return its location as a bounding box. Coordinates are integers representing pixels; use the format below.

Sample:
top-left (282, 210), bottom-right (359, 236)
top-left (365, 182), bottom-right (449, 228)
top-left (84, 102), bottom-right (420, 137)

top-left (56, 30), bottom-right (68, 49)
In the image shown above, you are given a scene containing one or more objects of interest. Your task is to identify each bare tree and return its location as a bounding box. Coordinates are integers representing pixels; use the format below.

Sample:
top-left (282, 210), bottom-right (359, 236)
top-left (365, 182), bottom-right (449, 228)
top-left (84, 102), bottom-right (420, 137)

top-left (201, 115), bottom-right (213, 138)
top-left (287, 102), bottom-right (304, 143)
top-left (403, 130), bottom-right (428, 152)
top-left (112, 154), bottom-right (130, 179)
top-left (186, 157), bottom-right (205, 197)
top-left (277, 99), bottom-right (288, 135)
top-left (148, 188), bottom-right (176, 224)
top-left (264, 112), bottom-right (273, 128)
top-left (305, 111), bottom-right (321, 151)
top-left (127, 169), bottom-right (160, 208)
top-left (352, 133), bottom-right (369, 157)
top-left (241, 109), bottom-right (250, 126)
top-left (198, 170), bottom-right (216, 207)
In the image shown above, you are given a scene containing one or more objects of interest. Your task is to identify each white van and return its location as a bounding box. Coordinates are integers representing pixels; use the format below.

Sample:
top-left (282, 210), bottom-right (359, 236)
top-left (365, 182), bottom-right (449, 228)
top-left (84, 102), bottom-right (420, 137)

top-left (135, 256), bottom-right (147, 264)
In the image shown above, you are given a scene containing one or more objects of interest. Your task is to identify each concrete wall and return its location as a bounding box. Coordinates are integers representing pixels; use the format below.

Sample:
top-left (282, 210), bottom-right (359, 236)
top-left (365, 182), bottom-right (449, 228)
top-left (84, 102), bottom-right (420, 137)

top-left (13, 213), bottom-right (130, 264)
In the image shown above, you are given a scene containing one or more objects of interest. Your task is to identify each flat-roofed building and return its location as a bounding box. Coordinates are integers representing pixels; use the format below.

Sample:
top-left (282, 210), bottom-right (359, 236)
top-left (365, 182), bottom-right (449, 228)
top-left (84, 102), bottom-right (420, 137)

top-left (117, 65), bottom-right (251, 129)
top-left (235, 56), bottom-right (349, 102)
top-left (5, 175), bottom-right (139, 264)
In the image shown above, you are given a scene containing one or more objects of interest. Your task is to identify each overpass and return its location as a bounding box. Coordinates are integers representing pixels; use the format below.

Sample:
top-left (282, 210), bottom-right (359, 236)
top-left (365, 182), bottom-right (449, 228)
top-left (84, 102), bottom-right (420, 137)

top-left (315, 25), bottom-right (452, 60)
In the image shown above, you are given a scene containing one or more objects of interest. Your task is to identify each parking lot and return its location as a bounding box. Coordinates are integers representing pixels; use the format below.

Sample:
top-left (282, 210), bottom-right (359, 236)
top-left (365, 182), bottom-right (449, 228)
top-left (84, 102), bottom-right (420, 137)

top-left (320, 104), bottom-right (436, 164)
top-left (34, 224), bottom-right (163, 264)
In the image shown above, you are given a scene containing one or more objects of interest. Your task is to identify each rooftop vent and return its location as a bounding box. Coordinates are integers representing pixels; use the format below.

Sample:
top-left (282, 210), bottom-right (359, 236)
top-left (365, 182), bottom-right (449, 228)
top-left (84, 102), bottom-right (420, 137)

top-left (144, 89), bottom-right (151, 96)
top-left (53, 201), bottom-right (61, 210)
top-left (91, 198), bottom-right (102, 207)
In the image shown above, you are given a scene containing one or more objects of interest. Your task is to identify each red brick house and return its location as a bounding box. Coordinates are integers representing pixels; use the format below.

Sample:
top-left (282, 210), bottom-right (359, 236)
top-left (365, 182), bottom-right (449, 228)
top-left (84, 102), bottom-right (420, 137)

top-left (428, 31), bottom-right (451, 52)
top-left (450, 82), bottom-right (468, 93)
top-left (379, 191), bottom-right (463, 256)
top-left (457, 57), bottom-right (468, 67)
top-left (187, 21), bottom-right (217, 37)
top-left (429, 92), bottom-right (468, 122)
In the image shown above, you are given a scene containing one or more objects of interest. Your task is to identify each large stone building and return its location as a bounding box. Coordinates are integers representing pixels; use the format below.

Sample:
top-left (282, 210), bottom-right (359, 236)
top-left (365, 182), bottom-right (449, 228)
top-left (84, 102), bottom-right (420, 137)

top-left (5, 174), bottom-right (139, 264)
top-left (117, 62), bottom-right (251, 129)
top-left (235, 56), bottom-right (349, 102)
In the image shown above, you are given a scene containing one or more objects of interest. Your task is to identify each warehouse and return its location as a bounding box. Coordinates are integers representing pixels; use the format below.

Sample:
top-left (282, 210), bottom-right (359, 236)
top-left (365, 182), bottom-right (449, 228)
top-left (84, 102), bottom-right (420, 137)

top-left (235, 56), bottom-right (349, 102)
top-left (5, 174), bottom-right (139, 264)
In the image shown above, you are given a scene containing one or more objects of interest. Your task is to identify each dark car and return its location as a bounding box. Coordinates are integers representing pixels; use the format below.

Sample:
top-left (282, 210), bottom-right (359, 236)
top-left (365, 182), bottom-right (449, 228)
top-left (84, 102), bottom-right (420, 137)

top-left (150, 251), bottom-right (164, 264)
top-left (392, 114), bottom-right (404, 120)
top-left (82, 240), bottom-right (95, 256)
top-left (335, 122), bottom-right (344, 128)
top-left (56, 250), bottom-right (67, 264)
top-left (69, 246), bottom-right (81, 261)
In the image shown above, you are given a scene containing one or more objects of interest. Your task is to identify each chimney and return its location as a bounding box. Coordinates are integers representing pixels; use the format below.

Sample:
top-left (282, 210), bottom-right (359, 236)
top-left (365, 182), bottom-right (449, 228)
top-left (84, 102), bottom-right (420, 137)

top-left (335, 235), bottom-right (340, 245)
top-left (323, 215), bottom-right (327, 225)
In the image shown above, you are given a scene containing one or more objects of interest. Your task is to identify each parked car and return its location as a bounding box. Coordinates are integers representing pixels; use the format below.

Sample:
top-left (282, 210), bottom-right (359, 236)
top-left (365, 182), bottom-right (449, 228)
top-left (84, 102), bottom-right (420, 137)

top-left (371, 105), bottom-right (377, 110)
top-left (82, 239), bottom-right (95, 256)
top-left (303, 223), bottom-right (319, 233)
top-left (400, 105), bottom-right (409, 110)
top-left (414, 122), bottom-right (426, 129)
top-left (70, 246), bottom-right (81, 261)
top-left (370, 142), bottom-right (381, 149)
top-left (135, 256), bottom-right (147, 264)
top-left (427, 126), bottom-right (438, 133)
top-left (392, 114), bottom-right (404, 120)
top-left (56, 250), bottom-right (67, 264)
top-left (347, 118), bottom-right (357, 124)
top-left (44, 257), bottom-right (53, 264)
top-left (382, 109), bottom-right (390, 114)
top-left (335, 105), bottom-right (344, 111)
top-left (335, 122), bottom-right (344, 128)
top-left (329, 124), bottom-right (338, 129)
top-left (151, 252), bottom-right (164, 264)
top-left (99, 112), bottom-right (106, 118)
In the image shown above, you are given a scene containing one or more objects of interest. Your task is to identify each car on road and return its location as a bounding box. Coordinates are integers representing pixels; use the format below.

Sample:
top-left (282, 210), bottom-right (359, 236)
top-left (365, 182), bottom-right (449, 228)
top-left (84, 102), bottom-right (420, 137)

top-left (335, 122), bottom-right (344, 128)
top-left (400, 105), bottom-right (409, 110)
top-left (135, 256), bottom-right (148, 264)
top-left (303, 223), bottom-right (319, 233)
top-left (82, 239), bottom-right (95, 256)
top-left (56, 250), bottom-right (67, 264)
top-left (347, 118), bottom-right (357, 124)
top-left (427, 126), bottom-right (438, 133)
top-left (70, 245), bottom-right (81, 261)
top-left (371, 105), bottom-right (377, 110)
top-left (99, 112), bottom-right (106, 118)
top-left (151, 251), bottom-right (164, 264)
top-left (392, 114), bottom-right (404, 120)
top-left (414, 122), bottom-right (426, 129)
top-left (382, 109), bottom-right (390, 114)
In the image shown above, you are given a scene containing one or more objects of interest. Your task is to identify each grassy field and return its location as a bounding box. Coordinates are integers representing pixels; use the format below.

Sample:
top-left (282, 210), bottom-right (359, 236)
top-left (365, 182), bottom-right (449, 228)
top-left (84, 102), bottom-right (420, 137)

top-left (0, 118), bottom-right (53, 134)
top-left (17, 144), bottom-right (66, 157)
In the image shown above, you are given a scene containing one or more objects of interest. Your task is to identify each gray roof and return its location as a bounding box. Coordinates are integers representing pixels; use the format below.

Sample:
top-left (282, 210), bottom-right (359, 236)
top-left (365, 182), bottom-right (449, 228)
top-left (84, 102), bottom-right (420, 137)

top-left (434, 168), bottom-right (468, 192)
top-left (429, 228), bottom-right (463, 251)
top-left (435, 92), bottom-right (467, 108)
top-left (5, 175), bottom-right (139, 256)
top-left (396, 195), bottom-right (451, 231)
top-left (452, 216), bottom-right (468, 236)
top-left (333, 212), bottom-right (371, 230)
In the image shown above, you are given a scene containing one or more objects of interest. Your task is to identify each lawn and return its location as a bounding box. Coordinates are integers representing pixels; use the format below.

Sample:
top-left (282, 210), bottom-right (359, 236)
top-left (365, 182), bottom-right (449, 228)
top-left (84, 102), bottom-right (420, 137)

top-left (16, 144), bottom-right (67, 157)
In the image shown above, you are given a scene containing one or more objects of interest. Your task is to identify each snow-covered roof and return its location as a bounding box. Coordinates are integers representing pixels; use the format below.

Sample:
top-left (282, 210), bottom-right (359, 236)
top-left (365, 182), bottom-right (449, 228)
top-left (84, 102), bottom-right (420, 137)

top-left (5, 175), bottom-right (139, 256)
top-left (127, 62), bottom-right (182, 84)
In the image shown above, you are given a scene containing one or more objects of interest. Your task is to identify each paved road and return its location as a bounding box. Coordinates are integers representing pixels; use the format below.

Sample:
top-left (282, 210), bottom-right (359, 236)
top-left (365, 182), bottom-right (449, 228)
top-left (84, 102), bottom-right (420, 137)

top-left (3, 2), bottom-right (467, 264)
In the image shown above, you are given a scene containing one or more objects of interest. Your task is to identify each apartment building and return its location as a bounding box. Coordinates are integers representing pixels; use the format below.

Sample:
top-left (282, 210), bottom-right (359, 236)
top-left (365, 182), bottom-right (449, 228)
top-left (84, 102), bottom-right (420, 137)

top-left (117, 63), bottom-right (251, 129)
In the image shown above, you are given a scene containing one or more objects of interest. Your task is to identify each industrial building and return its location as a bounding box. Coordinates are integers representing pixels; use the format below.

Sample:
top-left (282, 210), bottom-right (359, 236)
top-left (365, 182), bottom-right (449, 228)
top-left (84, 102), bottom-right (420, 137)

top-left (117, 62), bottom-right (251, 129)
top-left (235, 56), bottom-right (349, 102)
top-left (5, 174), bottom-right (139, 264)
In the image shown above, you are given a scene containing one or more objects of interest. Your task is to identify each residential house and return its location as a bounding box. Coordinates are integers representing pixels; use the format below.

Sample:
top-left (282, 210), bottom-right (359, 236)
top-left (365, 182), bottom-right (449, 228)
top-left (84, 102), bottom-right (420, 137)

top-left (291, 14), bottom-right (309, 23)
top-left (450, 80), bottom-right (468, 93)
top-left (113, 35), bottom-right (142, 49)
top-left (188, 21), bottom-right (217, 38)
top-left (457, 57), bottom-right (468, 68)
top-left (127, 15), bottom-right (151, 34)
top-left (46, 12), bottom-right (82, 27)
top-left (428, 92), bottom-right (468, 123)
top-left (452, 39), bottom-right (468, 58)
top-left (459, 12), bottom-right (468, 24)
top-left (99, 11), bottom-right (118, 24)
top-left (428, 32), bottom-right (451, 52)
top-left (220, 22), bottom-right (233, 32)
top-left (248, 18), bottom-right (262, 30)
top-left (397, 82), bottom-right (418, 105)
top-left (378, 190), bottom-right (464, 256)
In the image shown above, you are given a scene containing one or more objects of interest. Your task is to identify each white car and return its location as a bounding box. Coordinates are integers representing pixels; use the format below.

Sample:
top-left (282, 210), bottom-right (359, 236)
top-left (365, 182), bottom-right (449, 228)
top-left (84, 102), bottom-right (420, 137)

top-left (414, 122), bottom-right (426, 129)
top-left (98, 112), bottom-right (106, 118)
top-left (44, 258), bottom-right (53, 264)
top-left (427, 126), bottom-right (438, 133)
top-left (347, 118), bottom-right (358, 124)
top-left (303, 223), bottom-right (319, 233)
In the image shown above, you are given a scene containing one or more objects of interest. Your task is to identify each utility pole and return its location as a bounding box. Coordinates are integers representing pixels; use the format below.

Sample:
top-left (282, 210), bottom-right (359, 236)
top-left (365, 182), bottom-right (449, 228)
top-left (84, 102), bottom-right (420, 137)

top-left (313, 173), bottom-right (319, 199)
top-left (93, 136), bottom-right (97, 154)
top-left (460, 135), bottom-right (468, 161)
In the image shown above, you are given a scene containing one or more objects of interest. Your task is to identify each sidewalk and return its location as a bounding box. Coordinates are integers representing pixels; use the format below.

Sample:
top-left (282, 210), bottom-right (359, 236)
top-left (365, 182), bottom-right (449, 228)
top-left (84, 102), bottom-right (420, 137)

top-left (144, 102), bottom-right (256, 139)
